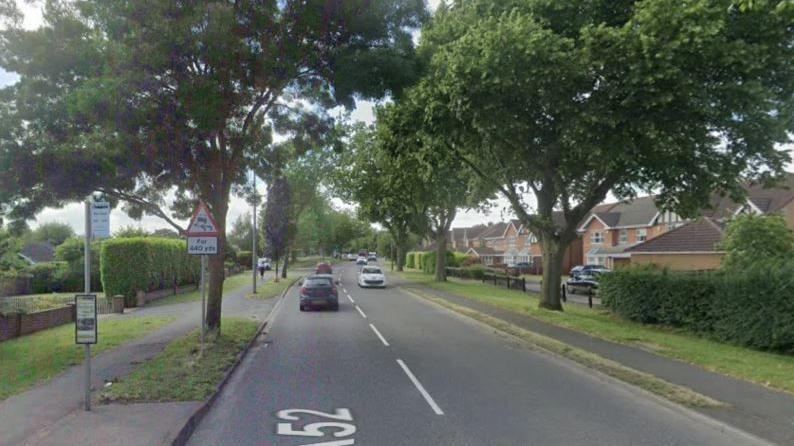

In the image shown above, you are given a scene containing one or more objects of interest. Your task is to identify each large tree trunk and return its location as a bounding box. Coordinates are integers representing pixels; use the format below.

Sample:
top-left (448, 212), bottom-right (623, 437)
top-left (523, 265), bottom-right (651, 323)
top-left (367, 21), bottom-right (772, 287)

top-left (539, 236), bottom-right (566, 311)
top-left (205, 200), bottom-right (229, 332)
top-left (435, 232), bottom-right (448, 282)
top-left (396, 243), bottom-right (405, 272)
top-left (281, 252), bottom-right (289, 279)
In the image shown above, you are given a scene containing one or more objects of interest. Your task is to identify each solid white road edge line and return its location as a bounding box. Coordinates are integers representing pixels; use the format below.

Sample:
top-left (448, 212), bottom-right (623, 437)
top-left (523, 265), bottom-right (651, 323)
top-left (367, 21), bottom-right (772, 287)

top-left (369, 323), bottom-right (389, 346)
top-left (347, 294), bottom-right (355, 303)
top-left (396, 359), bottom-right (444, 415)
top-left (355, 305), bottom-right (367, 318)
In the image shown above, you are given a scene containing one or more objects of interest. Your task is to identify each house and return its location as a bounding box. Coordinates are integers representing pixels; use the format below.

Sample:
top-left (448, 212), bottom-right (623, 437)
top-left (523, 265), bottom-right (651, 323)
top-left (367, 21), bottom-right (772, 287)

top-left (17, 241), bottom-right (55, 265)
top-left (626, 217), bottom-right (725, 270)
top-left (460, 217), bottom-right (582, 273)
top-left (578, 197), bottom-right (681, 268)
top-left (595, 172), bottom-right (794, 270)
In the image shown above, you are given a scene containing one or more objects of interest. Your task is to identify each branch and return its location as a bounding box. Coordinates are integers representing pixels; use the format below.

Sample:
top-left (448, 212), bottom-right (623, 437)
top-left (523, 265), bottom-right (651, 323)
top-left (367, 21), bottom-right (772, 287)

top-left (98, 188), bottom-right (186, 235)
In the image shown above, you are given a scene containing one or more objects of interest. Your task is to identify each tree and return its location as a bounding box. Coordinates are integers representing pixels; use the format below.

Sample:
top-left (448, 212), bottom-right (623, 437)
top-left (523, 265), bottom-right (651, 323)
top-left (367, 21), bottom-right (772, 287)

top-left (263, 177), bottom-right (291, 282)
top-left (0, 1), bottom-right (426, 331)
top-left (28, 222), bottom-right (74, 246)
top-left (378, 102), bottom-right (491, 281)
top-left (411, 0), bottom-right (793, 309)
top-left (113, 226), bottom-right (149, 238)
top-left (333, 123), bottom-right (423, 272)
top-left (721, 214), bottom-right (794, 270)
top-left (227, 212), bottom-right (262, 254)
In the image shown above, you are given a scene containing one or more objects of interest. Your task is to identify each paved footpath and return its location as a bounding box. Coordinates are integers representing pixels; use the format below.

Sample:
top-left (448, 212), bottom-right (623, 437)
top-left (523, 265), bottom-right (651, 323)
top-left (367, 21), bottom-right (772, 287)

top-left (0, 272), bottom-right (277, 446)
top-left (405, 280), bottom-right (794, 446)
top-left (186, 263), bottom-right (765, 446)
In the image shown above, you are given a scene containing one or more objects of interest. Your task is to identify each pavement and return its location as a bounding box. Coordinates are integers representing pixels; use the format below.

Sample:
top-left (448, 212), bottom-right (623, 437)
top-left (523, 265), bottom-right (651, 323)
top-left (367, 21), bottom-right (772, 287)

top-left (186, 262), bottom-right (767, 446)
top-left (0, 271), bottom-right (278, 446)
top-left (403, 278), bottom-right (794, 446)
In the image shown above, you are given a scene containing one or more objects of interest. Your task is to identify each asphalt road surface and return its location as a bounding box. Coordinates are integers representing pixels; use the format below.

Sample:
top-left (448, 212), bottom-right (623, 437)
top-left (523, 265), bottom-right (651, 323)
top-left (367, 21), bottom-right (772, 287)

top-left (187, 263), bottom-right (763, 446)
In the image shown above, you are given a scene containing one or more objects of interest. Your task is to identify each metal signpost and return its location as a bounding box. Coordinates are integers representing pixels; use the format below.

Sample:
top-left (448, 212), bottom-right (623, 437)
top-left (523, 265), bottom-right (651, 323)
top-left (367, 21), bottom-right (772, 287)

top-left (79, 198), bottom-right (109, 411)
top-left (186, 202), bottom-right (220, 356)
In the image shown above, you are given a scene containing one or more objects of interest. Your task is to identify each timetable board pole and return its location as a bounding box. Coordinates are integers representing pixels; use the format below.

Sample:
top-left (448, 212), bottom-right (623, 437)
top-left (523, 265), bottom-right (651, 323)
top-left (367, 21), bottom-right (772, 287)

top-left (84, 199), bottom-right (91, 411)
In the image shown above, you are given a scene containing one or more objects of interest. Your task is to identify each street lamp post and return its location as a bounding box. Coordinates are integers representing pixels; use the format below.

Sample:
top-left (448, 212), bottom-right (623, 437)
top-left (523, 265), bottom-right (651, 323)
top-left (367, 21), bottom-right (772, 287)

top-left (252, 174), bottom-right (257, 294)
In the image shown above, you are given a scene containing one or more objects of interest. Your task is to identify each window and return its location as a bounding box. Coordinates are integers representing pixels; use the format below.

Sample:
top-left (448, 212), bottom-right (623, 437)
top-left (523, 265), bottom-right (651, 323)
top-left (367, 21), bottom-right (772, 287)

top-left (637, 228), bottom-right (647, 242)
top-left (530, 234), bottom-right (538, 244)
top-left (591, 232), bottom-right (604, 244)
top-left (619, 229), bottom-right (628, 244)
top-left (508, 236), bottom-right (516, 250)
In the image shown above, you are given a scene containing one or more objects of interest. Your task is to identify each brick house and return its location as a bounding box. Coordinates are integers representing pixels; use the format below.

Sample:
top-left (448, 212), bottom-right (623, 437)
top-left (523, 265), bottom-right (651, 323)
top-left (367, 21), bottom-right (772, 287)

top-left (577, 197), bottom-right (682, 268)
top-left (460, 217), bottom-right (582, 272)
top-left (626, 217), bottom-right (726, 270)
top-left (581, 172), bottom-right (794, 270)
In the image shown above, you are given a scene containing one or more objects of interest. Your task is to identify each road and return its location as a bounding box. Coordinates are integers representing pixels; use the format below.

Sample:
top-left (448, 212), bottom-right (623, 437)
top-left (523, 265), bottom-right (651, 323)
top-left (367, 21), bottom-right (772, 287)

top-left (187, 263), bottom-right (762, 446)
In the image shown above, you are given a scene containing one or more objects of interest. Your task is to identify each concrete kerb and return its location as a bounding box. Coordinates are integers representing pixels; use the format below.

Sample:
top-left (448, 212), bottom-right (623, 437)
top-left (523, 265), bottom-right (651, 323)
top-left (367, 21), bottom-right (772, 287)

top-left (397, 286), bottom-right (774, 446)
top-left (170, 276), bottom-right (300, 446)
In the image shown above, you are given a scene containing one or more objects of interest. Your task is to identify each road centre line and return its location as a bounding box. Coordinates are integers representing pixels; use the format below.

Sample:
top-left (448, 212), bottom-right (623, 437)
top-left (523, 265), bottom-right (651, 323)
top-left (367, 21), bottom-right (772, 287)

top-left (347, 294), bottom-right (355, 304)
top-left (355, 305), bottom-right (367, 318)
top-left (396, 359), bottom-right (444, 416)
top-left (369, 323), bottom-right (389, 346)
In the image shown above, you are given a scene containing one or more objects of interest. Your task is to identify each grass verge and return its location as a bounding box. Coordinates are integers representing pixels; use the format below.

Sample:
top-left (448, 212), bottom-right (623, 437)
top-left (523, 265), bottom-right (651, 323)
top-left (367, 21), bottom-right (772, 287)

top-left (148, 272), bottom-right (250, 307)
top-left (98, 317), bottom-right (259, 403)
top-left (397, 269), bottom-right (794, 395)
top-left (402, 287), bottom-right (721, 408)
top-left (247, 274), bottom-right (297, 300)
top-left (0, 315), bottom-right (175, 400)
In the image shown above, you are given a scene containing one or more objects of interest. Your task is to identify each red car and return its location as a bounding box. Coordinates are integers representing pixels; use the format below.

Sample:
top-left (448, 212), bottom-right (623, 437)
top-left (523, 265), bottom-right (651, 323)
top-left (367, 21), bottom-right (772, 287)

top-left (314, 262), bottom-right (333, 275)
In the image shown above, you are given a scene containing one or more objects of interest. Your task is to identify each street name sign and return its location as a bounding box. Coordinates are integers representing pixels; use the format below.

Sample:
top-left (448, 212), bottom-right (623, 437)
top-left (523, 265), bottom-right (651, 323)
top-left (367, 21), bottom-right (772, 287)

top-left (75, 294), bottom-right (97, 344)
top-left (90, 201), bottom-right (110, 239)
top-left (186, 202), bottom-right (219, 256)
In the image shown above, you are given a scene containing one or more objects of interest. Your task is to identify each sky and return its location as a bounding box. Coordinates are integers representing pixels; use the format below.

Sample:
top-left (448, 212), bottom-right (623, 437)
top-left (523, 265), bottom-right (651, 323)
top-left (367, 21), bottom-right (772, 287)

top-left (0, 0), bottom-right (511, 234)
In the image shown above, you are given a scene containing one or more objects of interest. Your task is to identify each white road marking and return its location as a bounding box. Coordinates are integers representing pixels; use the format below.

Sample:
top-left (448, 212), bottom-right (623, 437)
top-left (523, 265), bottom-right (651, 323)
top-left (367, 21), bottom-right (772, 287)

top-left (355, 305), bottom-right (367, 318)
top-left (396, 359), bottom-right (444, 415)
top-left (369, 324), bottom-right (389, 346)
top-left (346, 294), bottom-right (355, 304)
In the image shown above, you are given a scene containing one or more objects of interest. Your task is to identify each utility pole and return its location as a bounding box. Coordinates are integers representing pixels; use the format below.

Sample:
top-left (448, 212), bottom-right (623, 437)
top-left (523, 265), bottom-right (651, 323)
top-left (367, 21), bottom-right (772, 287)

top-left (252, 173), bottom-right (257, 294)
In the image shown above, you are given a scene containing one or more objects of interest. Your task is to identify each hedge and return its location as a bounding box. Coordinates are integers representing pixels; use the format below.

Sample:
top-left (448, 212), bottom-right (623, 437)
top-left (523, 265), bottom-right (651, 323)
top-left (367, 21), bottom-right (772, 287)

top-left (446, 265), bottom-right (489, 280)
top-left (405, 251), bottom-right (416, 269)
top-left (600, 262), bottom-right (794, 352)
top-left (100, 237), bottom-right (200, 306)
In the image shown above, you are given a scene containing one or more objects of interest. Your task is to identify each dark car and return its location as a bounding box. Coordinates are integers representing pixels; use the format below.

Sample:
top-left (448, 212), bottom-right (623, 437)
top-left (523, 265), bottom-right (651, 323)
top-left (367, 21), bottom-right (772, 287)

top-left (570, 264), bottom-right (610, 277)
top-left (299, 275), bottom-right (339, 311)
top-left (564, 271), bottom-right (608, 295)
top-left (314, 262), bottom-right (333, 275)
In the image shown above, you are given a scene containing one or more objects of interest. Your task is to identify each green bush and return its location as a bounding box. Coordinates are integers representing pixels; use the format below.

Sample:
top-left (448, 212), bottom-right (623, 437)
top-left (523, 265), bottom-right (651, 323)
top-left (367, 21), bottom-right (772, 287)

top-left (100, 237), bottom-right (199, 306)
top-left (405, 252), bottom-right (416, 269)
top-left (237, 251), bottom-right (252, 269)
top-left (449, 252), bottom-right (471, 268)
top-left (55, 237), bottom-right (102, 291)
top-left (711, 260), bottom-right (794, 351)
top-left (28, 262), bottom-right (68, 293)
top-left (600, 263), bottom-right (794, 352)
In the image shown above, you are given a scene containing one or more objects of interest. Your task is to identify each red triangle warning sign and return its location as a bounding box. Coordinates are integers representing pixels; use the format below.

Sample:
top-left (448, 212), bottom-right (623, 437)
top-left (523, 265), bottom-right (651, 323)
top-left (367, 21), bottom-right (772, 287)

top-left (186, 202), bottom-right (220, 236)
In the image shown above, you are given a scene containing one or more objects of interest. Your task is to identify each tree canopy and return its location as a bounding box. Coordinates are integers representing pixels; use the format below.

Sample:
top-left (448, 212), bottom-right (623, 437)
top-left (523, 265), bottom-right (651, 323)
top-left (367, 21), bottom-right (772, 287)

top-left (0, 0), bottom-right (427, 329)
top-left (404, 0), bottom-right (793, 308)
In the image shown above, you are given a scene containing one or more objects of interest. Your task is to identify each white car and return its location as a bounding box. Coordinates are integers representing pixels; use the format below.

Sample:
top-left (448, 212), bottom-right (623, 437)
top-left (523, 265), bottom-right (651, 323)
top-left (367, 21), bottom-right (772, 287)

top-left (347, 253), bottom-right (356, 261)
top-left (257, 257), bottom-right (272, 271)
top-left (358, 266), bottom-right (386, 288)
top-left (355, 256), bottom-right (368, 265)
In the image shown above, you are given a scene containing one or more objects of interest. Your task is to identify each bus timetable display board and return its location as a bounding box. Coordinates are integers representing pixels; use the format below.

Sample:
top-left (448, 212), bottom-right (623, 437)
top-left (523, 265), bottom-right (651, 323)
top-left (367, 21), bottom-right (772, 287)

top-left (75, 294), bottom-right (98, 344)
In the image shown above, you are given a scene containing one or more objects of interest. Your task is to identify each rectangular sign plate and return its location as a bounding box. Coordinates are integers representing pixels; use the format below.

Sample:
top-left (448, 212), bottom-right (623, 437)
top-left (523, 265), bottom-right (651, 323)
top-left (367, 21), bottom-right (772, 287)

top-left (187, 236), bottom-right (218, 255)
top-left (91, 201), bottom-right (110, 239)
top-left (75, 294), bottom-right (97, 344)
